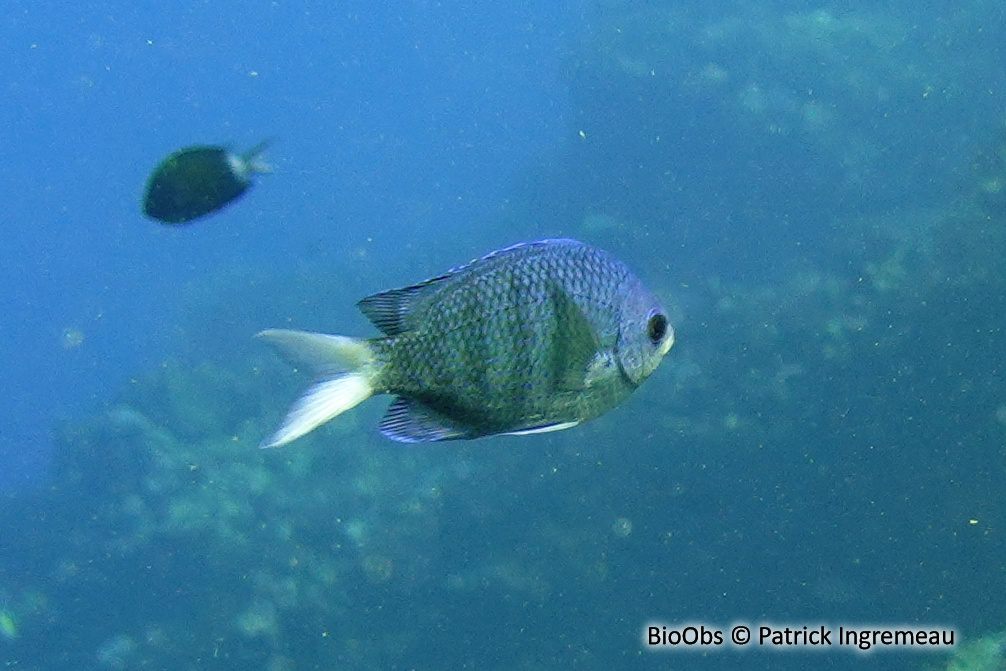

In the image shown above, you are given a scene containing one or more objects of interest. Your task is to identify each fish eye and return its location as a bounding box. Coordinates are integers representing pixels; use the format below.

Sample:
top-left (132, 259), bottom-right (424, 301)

top-left (646, 312), bottom-right (668, 345)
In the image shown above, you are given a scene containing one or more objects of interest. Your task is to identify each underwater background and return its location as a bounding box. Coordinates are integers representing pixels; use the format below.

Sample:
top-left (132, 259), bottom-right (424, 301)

top-left (2, 0), bottom-right (1006, 669)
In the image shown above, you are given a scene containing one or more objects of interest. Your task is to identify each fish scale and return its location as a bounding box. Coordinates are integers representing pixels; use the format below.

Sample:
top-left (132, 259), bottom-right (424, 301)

top-left (380, 251), bottom-right (574, 414)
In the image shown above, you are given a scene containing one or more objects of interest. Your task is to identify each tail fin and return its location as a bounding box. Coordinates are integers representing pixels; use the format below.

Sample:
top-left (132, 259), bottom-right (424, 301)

top-left (256, 329), bottom-right (377, 448)
top-left (241, 139), bottom-right (273, 175)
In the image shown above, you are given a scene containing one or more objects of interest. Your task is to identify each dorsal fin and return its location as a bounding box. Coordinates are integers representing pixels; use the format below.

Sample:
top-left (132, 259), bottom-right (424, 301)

top-left (357, 259), bottom-right (472, 337)
top-left (357, 282), bottom-right (435, 336)
top-left (357, 240), bottom-right (589, 337)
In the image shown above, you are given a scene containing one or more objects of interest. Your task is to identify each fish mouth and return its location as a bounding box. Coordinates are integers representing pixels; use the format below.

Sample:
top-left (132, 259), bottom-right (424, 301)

top-left (659, 328), bottom-right (676, 356)
top-left (617, 327), bottom-right (674, 388)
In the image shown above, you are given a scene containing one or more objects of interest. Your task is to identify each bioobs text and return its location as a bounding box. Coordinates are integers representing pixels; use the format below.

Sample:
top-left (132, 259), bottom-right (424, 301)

top-left (647, 625), bottom-right (723, 647)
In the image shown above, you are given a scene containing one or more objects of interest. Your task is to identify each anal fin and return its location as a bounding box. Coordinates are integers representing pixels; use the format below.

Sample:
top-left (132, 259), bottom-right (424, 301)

top-left (380, 397), bottom-right (478, 443)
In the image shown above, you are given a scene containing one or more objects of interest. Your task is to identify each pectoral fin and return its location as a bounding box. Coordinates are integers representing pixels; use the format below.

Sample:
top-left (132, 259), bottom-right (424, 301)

top-left (550, 288), bottom-right (602, 391)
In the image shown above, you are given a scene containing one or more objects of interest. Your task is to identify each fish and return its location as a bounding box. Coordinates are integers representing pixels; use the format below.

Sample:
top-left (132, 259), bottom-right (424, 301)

top-left (257, 239), bottom-right (674, 446)
top-left (142, 141), bottom-right (269, 224)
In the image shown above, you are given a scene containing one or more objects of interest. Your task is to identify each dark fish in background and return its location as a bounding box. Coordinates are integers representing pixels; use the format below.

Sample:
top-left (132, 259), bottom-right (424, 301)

top-left (142, 141), bottom-right (269, 224)
top-left (257, 239), bottom-right (674, 447)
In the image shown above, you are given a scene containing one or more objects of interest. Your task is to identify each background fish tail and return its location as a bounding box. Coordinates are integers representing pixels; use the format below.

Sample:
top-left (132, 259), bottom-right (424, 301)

top-left (240, 139), bottom-right (273, 174)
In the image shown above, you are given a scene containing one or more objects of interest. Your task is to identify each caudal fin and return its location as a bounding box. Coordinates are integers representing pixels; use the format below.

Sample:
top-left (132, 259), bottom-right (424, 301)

top-left (256, 329), bottom-right (377, 448)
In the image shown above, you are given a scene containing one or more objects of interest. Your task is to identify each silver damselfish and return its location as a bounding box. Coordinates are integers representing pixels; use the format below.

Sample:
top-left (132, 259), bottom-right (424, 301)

top-left (257, 238), bottom-right (674, 446)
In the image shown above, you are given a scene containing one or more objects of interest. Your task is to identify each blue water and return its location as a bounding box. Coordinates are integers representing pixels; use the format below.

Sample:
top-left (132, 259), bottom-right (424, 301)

top-left (2, 0), bottom-right (1005, 669)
